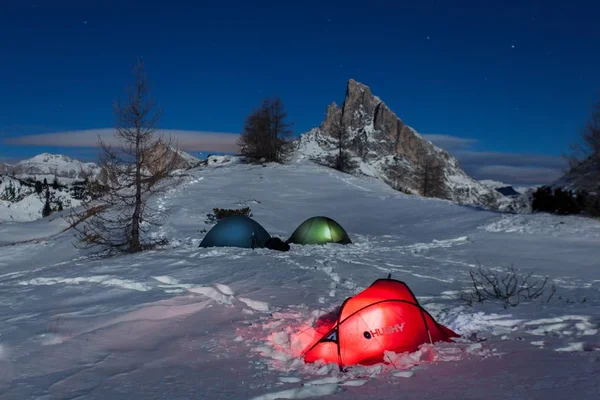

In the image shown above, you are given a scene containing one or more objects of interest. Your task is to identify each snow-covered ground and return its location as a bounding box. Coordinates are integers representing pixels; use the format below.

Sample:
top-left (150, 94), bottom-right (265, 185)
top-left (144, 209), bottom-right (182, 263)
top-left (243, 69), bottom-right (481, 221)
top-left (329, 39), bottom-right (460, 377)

top-left (0, 160), bottom-right (598, 399)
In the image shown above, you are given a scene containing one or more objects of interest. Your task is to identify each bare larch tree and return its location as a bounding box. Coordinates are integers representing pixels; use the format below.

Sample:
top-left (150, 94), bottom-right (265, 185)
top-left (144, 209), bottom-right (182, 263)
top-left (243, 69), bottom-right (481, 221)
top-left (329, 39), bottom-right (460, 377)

top-left (67, 61), bottom-right (180, 254)
top-left (414, 147), bottom-right (446, 198)
top-left (237, 97), bottom-right (294, 163)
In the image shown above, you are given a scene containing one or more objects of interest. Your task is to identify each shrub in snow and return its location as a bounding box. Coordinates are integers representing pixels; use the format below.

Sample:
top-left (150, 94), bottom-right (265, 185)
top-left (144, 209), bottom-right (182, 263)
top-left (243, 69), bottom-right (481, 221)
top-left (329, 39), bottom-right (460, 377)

top-left (205, 207), bottom-right (253, 224)
top-left (461, 263), bottom-right (556, 309)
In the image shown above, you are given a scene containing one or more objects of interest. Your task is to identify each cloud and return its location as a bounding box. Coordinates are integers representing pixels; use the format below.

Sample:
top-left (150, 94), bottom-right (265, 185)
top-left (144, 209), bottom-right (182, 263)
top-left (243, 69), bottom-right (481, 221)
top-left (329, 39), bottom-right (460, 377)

top-left (465, 165), bottom-right (565, 185)
top-left (3, 129), bottom-right (240, 153)
top-left (4, 129), bottom-right (568, 186)
top-left (424, 133), bottom-right (568, 186)
top-left (423, 134), bottom-right (479, 150)
top-left (454, 150), bottom-right (567, 169)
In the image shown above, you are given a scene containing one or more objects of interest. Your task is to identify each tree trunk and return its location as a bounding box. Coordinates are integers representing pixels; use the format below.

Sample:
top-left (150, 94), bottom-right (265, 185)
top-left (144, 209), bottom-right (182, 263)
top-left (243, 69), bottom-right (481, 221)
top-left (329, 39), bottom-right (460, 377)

top-left (130, 128), bottom-right (143, 252)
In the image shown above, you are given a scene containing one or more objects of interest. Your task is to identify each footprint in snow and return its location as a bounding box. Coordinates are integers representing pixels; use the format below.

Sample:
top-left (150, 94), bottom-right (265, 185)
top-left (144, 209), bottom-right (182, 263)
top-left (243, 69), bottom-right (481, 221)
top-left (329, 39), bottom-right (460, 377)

top-left (151, 276), bottom-right (270, 312)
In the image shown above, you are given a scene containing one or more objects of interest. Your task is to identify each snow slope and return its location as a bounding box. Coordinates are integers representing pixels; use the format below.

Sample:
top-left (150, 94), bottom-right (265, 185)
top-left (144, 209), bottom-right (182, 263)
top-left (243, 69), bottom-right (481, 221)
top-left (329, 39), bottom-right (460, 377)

top-left (0, 159), bottom-right (598, 399)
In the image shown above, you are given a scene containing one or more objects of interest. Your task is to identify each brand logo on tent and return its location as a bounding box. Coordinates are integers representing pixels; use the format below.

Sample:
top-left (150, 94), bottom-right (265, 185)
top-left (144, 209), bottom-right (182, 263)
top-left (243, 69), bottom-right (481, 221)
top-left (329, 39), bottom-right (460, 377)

top-left (363, 323), bottom-right (405, 339)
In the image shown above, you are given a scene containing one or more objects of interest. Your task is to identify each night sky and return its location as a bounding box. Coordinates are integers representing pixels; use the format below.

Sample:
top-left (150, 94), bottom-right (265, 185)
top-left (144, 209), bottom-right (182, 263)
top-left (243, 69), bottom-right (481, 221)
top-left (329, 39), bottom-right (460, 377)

top-left (1, 0), bottom-right (599, 185)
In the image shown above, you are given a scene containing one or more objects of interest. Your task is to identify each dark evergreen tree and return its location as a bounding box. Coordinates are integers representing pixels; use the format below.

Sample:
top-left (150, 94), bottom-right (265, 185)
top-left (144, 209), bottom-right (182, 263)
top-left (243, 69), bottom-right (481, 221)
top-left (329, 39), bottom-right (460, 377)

top-left (531, 186), bottom-right (553, 212)
top-left (35, 180), bottom-right (43, 194)
top-left (42, 188), bottom-right (52, 217)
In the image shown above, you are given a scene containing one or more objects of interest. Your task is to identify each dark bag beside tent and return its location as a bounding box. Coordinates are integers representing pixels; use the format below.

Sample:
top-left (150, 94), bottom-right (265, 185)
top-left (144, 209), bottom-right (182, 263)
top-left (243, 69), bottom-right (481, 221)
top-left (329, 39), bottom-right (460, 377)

top-left (264, 237), bottom-right (290, 252)
top-left (287, 216), bottom-right (351, 245)
top-left (303, 278), bottom-right (458, 369)
top-left (199, 215), bottom-right (271, 249)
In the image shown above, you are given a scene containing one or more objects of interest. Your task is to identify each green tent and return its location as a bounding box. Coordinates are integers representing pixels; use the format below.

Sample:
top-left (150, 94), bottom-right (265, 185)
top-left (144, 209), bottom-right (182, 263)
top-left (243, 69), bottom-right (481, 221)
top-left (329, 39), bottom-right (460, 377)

top-left (286, 216), bottom-right (352, 245)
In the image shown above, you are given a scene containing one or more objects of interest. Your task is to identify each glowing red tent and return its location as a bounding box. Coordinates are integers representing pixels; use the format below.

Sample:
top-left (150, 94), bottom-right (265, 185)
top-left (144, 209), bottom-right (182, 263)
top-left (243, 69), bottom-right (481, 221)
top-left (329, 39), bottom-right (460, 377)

top-left (303, 278), bottom-right (459, 368)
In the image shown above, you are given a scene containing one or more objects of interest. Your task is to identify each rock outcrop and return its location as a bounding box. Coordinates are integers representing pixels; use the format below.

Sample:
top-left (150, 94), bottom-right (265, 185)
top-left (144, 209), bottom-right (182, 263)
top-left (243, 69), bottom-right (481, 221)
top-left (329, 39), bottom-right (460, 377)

top-left (295, 79), bottom-right (514, 210)
top-left (144, 143), bottom-right (201, 175)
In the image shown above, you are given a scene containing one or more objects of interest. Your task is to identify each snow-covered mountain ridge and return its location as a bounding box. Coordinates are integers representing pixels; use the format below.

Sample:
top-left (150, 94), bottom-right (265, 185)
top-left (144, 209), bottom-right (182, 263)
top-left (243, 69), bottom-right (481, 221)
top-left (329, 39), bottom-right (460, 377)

top-left (2, 153), bottom-right (101, 182)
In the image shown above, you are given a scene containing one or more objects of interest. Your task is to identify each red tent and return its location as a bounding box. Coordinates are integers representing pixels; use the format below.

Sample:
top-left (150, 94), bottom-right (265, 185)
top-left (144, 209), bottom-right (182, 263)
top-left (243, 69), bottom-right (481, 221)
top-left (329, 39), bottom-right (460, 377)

top-left (303, 278), bottom-right (459, 368)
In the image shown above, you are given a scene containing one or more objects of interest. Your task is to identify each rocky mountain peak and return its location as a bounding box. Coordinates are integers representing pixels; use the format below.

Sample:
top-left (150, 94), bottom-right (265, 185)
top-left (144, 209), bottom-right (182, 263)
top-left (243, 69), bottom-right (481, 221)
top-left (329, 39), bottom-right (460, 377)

top-left (296, 79), bottom-right (515, 210)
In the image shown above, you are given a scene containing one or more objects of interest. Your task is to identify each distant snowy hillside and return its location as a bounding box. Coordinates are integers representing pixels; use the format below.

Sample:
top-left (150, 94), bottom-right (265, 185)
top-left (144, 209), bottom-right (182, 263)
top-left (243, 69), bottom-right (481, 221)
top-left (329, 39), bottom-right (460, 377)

top-left (6, 148), bottom-right (201, 183)
top-left (479, 179), bottom-right (539, 196)
top-left (294, 80), bottom-right (518, 212)
top-left (11, 153), bottom-right (100, 181)
top-left (552, 156), bottom-right (598, 194)
top-left (0, 160), bottom-right (598, 399)
top-left (0, 175), bottom-right (85, 222)
top-left (0, 163), bottom-right (11, 175)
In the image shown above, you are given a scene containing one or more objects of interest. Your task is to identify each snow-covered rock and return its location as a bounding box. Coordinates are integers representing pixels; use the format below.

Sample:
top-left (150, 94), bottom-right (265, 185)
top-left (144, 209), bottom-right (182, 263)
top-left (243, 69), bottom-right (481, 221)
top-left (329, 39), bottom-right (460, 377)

top-left (294, 79), bottom-right (517, 211)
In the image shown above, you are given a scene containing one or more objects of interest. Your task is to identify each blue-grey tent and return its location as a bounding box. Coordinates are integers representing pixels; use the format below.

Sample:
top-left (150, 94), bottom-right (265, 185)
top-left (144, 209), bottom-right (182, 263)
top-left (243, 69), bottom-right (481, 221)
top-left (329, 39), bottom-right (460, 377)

top-left (199, 215), bottom-right (271, 249)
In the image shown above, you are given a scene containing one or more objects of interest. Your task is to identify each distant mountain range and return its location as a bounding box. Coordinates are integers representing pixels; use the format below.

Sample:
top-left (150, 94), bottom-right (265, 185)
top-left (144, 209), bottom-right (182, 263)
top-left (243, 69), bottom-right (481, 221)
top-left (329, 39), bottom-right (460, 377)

top-left (4, 81), bottom-right (555, 220)
top-left (0, 153), bottom-right (100, 181)
top-left (0, 149), bottom-right (202, 223)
